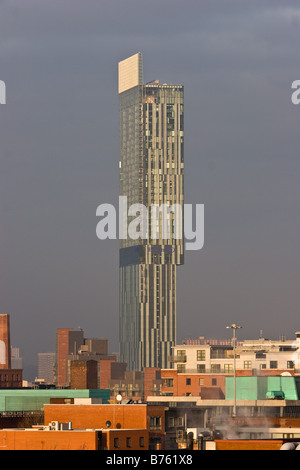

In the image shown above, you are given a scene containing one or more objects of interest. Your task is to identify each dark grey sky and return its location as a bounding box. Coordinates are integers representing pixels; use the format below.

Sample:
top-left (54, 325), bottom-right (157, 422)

top-left (0, 0), bottom-right (299, 379)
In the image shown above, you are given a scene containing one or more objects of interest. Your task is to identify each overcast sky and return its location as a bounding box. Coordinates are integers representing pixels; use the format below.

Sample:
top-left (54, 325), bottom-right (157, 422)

top-left (0, 0), bottom-right (300, 379)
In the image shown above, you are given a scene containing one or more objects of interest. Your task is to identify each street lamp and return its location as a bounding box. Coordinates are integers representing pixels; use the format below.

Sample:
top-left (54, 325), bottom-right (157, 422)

top-left (226, 324), bottom-right (242, 418)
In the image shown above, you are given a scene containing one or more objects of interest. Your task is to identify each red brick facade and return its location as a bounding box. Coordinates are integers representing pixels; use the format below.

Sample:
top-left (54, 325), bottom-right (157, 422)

top-left (0, 369), bottom-right (22, 388)
top-left (70, 360), bottom-right (98, 389)
top-left (0, 314), bottom-right (11, 369)
top-left (160, 369), bottom-right (226, 398)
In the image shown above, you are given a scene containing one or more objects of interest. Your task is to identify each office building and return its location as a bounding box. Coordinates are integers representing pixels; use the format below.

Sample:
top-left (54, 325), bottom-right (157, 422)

top-left (38, 352), bottom-right (56, 384)
top-left (119, 52), bottom-right (184, 370)
top-left (11, 347), bottom-right (22, 370)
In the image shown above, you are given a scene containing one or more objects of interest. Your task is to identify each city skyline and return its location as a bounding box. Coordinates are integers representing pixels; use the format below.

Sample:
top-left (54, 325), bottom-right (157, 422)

top-left (0, 0), bottom-right (299, 380)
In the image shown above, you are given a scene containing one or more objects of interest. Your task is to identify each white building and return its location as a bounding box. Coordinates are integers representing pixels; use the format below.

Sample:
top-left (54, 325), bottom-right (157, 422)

top-left (170, 332), bottom-right (300, 375)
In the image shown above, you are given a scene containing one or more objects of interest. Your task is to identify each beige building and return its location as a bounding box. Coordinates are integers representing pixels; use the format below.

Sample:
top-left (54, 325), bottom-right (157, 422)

top-left (170, 332), bottom-right (300, 374)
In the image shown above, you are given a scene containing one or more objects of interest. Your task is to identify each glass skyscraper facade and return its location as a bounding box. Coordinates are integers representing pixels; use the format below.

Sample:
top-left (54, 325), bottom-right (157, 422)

top-left (119, 53), bottom-right (184, 370)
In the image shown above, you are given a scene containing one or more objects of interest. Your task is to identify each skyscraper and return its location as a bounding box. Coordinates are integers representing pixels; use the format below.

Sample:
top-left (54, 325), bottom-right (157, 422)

top-left (119, 53), bottom-right (184, 371)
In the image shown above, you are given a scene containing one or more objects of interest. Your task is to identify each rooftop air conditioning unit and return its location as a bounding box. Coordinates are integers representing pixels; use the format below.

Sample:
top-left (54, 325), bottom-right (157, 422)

top-left (49, 421), bottom-right (59, 431)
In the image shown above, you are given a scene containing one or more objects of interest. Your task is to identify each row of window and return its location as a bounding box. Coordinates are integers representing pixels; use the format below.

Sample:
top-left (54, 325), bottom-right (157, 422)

top-left (176, 349), bottom-right (206, 361)
top-left (176, 350), bottom-right (296, 369)
top-left (163, 377), bottom-right (218, 388)
top-left (0, 374), bottom-right (20, 381)
top-left (114, 437), bottom-right (145, 449)
top-left (176, 361), bottom-right (294, 373)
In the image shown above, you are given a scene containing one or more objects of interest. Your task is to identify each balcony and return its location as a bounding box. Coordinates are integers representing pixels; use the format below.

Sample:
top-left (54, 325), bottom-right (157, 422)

top-left (176, 368), bottom-right (234, 374)
top-left (168, 355), bottom-right (187, 363)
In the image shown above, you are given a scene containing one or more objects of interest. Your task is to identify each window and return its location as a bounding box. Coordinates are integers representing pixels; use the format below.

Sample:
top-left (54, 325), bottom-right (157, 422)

top-left (140, 437), bottom-right (145, 448)
top-left (177, 417), bottom-right (184, 426)
top-left (150, 416), bottom-right (161, 431)
top-left (197, 364), bottom-right (205, 373)
top-left (224, 364), bottom-right (233, 373)
top-left (177, 350), bottom-right (186, 361)
top-left (199, 378), bottom-right (204, 386)
top-left (163, 378), bottom-right (174, 387)
top-left (212, 378), bottom-right (217, 386)
top-left (168, 417), bottom-right (175, 428)
top-left (197, 350), bottom-right (205, 361)
top-left (270, 361), bottom-right (278, 369)
top-left (177, 364), bottom-right (186, 373)
top-left (126, 437), bottom-right (131, 448)
top-left (211, 364), bottom-right (220, 373)
top-left (114, 438), bottom-right (119, 449)
top-left (186, 378), bottom-right (191, 386)
top-left (287, 361), bottom-right (294, 369)
top-left (244, 361), bottom-right (252, 370)
top-left (260, 364), bottom-right (266, 369)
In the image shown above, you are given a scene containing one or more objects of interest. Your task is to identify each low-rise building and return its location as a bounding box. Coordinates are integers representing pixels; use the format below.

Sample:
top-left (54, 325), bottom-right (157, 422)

top-left (0, 426), bottom-right (149, 450)
top-left (44, 403), bottom-right (166, 450)
top-left (172, 332), bottom-right (300, 376)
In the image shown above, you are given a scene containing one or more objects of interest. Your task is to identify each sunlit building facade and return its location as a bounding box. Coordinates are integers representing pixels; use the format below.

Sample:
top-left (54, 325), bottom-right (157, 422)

top-left (119, 53), bottom-right (184, 370)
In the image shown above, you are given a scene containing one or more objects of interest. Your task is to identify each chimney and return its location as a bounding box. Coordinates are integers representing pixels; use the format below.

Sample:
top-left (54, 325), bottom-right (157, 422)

top-left (0, 314), bottom-right (11, 369)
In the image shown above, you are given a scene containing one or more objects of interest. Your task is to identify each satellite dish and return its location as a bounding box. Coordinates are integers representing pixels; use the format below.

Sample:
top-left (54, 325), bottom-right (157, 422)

top-left (116, 394), bottom-right (122, 403)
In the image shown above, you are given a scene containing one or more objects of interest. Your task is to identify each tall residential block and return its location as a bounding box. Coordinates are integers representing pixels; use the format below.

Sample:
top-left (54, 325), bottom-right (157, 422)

top-left (118, 53), bottom-right (184, 370)
top-left (0, 314), bottom-right (11, 369)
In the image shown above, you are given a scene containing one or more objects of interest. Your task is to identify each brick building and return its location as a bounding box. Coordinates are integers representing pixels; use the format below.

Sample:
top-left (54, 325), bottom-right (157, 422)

top-left (70, 359), bottom-right (98, 389)
top-left (56, 328), bottom-right (83, 387)
top-left (44, 403), bottom-right (165, 449)
top-left (108, 367), bottom-right (163, 402)
top-left (0, 314), bottom-right (11, 369)
top-left (160, 369), bottom-right (225, 399)
top-left (0, 427), bottom-right (149, 450)
top-left (0, 369), bottom-right (22, 388)
top-left (0, 314), bottom-right (22, 388)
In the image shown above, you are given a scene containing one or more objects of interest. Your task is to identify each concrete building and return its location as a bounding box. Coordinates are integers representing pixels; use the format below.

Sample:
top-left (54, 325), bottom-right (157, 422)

top-left (118, 52), bottom-right (184, 371)
top-left (37, 352), bottom-right (55, 384)
top-left (11, 347), bottom-right (22, 370)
